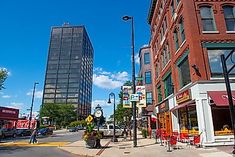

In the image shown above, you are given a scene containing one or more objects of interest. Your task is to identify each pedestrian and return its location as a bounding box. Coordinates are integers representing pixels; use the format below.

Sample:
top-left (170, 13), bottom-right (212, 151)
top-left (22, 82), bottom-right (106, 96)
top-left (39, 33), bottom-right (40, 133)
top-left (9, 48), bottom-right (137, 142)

top-left (29, 121), bottom-right (39, 144)
top-left (29, 129), bottom-right (38, 144)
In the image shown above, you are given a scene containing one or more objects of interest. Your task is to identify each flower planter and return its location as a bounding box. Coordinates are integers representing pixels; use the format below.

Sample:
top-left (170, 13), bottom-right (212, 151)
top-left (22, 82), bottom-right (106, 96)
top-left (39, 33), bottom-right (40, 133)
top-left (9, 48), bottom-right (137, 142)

top-left (86, 136), bottom-right (97, 148)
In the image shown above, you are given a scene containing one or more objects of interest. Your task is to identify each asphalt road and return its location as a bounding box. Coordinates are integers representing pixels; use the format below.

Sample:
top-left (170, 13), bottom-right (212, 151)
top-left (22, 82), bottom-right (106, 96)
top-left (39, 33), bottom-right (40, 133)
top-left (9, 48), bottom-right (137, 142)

top-left (0, 129), bottom-right (84, 157)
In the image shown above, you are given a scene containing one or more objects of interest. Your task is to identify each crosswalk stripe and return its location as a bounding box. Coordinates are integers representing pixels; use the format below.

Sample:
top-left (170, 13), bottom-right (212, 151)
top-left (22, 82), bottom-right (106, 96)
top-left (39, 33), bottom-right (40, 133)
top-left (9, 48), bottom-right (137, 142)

top-left (0, 142), bottom-right (69, 147)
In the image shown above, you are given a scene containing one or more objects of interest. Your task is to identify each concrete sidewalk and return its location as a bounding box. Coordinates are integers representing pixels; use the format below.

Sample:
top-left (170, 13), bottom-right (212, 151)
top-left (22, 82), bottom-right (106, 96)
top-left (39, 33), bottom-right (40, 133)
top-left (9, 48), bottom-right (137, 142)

top-left (59, 135), bottom-right (234, 157)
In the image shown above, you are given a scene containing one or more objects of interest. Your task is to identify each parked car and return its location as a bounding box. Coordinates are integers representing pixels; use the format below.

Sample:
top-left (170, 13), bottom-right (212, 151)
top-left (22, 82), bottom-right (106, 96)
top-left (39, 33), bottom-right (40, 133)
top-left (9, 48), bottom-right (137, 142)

top-left (37, 128), bottom-right (53, 136)
top-left (68, 127), bottom-right (77, 132)
top-left (16, 129), bottom-right (32, 137)
top-left (68, 125), bottom-right (84, 132)
top-left (95, 124), bottom-right (123, 138)
top-left (0, 128), bottom-right (17, 138)
top-left (76, 125), bottom-right (84, 130)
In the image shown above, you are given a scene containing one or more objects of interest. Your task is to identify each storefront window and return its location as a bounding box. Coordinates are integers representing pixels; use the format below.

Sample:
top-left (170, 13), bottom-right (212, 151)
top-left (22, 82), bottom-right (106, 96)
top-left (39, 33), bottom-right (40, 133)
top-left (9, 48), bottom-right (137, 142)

top-left (179, 106), bottom-right (198, 135)
top-left (179, 108), bottom-right (188, 132)
top-left (211, 106), bottom-right (233, 136)
top-left (188, 106), bottom-right (198, 134)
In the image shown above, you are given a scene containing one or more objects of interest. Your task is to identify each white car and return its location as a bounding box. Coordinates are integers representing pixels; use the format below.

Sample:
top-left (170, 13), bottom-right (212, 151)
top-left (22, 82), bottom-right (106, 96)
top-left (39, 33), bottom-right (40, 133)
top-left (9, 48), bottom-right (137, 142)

top-left (96, 124), bottom-right (123, 138)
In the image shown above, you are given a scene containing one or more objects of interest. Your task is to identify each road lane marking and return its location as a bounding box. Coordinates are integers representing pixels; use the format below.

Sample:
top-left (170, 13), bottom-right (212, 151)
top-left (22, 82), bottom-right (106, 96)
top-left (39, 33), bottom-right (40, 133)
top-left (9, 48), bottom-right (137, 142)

top-left (0, 141), bottom-right (69, 147)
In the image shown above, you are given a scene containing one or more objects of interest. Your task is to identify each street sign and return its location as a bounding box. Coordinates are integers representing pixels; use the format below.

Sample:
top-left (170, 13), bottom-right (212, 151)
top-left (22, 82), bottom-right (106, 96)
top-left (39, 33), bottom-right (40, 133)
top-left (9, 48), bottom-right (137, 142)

top-left (86, 115), bottom-right (93, 123)
top-left (136, 77), bottom-right (143, 81)
top-left (130, 94), bottom-right (139, 102)
top-left (136, 86), bottom-right (146, 108)
top-left (122, 86), bottom-right (132, 108)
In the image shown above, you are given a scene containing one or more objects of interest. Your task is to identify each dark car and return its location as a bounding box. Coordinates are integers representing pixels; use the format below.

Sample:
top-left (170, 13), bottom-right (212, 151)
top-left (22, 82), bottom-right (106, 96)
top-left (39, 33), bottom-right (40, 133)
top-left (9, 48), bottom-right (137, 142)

top-left (38, 128), bottom-right (53, 136)
top-left (16, 129), bottom-right (32, 137)
top-left (0, 128), bottom-right (17, 138)
top-left (76, 126), bottom-right (84, 130)
top-left (68, 127), bottom-right (77, 132)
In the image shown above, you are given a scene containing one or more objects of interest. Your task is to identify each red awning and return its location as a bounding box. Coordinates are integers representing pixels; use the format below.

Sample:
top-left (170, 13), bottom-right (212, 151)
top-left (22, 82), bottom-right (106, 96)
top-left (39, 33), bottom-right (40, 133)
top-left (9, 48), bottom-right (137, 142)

top-left (208, 91), bottom-right (235, 106)
top-left (170, 100), bottom-right (195, 111)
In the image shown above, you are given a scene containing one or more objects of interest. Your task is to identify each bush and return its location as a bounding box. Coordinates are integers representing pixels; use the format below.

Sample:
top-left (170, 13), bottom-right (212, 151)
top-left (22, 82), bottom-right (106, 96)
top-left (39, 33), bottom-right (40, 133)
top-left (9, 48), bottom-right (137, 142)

top-left (141, 128), bottom-right (148, 138)
top-left (69, 120), bottom-right (87, 128)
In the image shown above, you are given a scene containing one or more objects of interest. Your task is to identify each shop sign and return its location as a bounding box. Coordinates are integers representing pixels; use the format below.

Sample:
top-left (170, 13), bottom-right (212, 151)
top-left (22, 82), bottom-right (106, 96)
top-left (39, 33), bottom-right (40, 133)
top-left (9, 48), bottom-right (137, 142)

top-left (0, 107), bottom-right (19, 119)
top-left (176, 89), bottom-right (191, 104)
top-left (160, 103), bottom-right (165, 109)
top-left (158, 100), bottom-right (169, 113)
top-left (16, 120), bottom-right (36, 129)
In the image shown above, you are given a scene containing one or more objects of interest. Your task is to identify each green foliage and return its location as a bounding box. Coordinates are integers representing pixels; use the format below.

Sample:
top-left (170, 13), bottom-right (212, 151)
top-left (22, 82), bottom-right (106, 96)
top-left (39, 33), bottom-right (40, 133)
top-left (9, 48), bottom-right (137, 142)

top-left (110, 81), bottom-right (133, 126)
top-left (87, 123), bottom-right (94, 133)
top-left (141, 128), bottom-right (148, 138)
top-left (83, 116), bottom-right (102, 142)
top-left (69, 120), bottom-right (87, 127)
top-left (40, 103), bottom-right (76, 127)
top-left (69, 121), bottom-right (81, 127)
top-left (0, 68), bottom-right (8, 90)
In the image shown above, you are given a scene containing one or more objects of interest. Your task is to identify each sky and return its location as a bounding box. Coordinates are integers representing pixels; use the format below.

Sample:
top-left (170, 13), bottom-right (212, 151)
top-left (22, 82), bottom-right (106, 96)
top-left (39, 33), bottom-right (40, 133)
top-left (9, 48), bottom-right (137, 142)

top-left (0, 0), bottom-right (151, 118)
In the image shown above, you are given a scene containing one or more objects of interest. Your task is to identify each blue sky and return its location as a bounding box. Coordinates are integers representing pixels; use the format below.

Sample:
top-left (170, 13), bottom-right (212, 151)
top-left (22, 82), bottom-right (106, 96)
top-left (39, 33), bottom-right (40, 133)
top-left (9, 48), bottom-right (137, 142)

top-left (0, 0), bottom-right (151, 118)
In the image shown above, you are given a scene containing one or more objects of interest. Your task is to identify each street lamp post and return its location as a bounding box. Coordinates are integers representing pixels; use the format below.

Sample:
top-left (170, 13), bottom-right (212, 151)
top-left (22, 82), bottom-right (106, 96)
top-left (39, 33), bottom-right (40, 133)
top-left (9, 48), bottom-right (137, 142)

top-left (221, 49), bottom-right (235, 154)
top-left (122, 15), bottom-right (137, 147)
top-left (29, 82), bottom-right (39, 129)
top-left (108, 92), bottom-right (118, 142)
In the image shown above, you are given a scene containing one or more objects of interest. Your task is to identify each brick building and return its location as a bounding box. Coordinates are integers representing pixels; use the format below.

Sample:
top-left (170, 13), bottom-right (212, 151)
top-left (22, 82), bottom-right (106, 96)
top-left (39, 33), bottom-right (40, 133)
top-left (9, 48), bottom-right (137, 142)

top-left (148, 0), bottom-right (235, 146)
top-left (138, 45), bottom-right (155, 130)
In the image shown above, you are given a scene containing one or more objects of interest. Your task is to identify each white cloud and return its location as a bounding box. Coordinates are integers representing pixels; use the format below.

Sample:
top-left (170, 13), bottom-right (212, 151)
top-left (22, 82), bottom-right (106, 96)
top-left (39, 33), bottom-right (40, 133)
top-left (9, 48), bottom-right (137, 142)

top-left (93, 67), bottom-right (129, 89)
top-left (111, 72), bottom-right (129, 82)
top-left (134, 53), bottom-right (140, 64)
top-left (26, 90), bottom-right (43, 99)
top-left (208, 50), bottom-right (225, 63)
top-left (2, 95), bottom-right (11, 98)
top-left (92, 100), bottom-right (112, 109)
top-left (6, 102), bottom-right (24, 110)
top-left (93, 74), bottom-right (123, 89)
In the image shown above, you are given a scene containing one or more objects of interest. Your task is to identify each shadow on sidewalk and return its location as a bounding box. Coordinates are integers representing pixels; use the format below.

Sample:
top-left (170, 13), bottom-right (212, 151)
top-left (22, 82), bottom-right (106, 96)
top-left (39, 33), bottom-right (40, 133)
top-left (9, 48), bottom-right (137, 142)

top-left (136, 143), bottom-right (157, 147)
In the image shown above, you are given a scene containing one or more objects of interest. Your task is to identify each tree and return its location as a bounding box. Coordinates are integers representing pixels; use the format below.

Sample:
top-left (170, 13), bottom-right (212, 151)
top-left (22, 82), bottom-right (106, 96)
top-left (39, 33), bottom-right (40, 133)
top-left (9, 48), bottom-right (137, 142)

top-left (0, 68), bottom-right (8, 90)
top-left (40, 103), bottom-right (76, 127)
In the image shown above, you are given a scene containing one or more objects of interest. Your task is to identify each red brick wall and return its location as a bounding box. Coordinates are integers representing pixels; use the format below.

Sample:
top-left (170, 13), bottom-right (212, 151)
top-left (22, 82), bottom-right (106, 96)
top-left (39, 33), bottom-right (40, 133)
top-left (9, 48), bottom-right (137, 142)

top-left (149, 0), bottom-right (235, 104)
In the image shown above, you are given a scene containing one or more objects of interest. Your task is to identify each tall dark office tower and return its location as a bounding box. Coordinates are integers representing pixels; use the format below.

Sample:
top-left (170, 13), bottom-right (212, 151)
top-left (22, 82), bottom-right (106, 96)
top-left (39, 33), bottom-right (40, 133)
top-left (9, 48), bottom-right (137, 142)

top-left (42, 24), bottom-right (93, 119)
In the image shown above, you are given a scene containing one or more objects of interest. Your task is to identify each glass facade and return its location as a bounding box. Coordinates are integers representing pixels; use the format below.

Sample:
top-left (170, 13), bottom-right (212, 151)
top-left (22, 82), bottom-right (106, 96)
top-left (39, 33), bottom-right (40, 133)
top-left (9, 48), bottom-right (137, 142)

top-left (42, 25), bottom-right (93, 119)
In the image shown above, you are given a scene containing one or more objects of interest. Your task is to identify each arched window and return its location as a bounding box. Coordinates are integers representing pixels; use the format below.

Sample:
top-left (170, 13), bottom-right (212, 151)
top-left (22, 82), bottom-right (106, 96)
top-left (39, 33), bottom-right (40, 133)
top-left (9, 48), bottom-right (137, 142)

top-left (199, 6), bottom-right (217, 31)
top-left (223, 5), bottom-right (235, 31)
